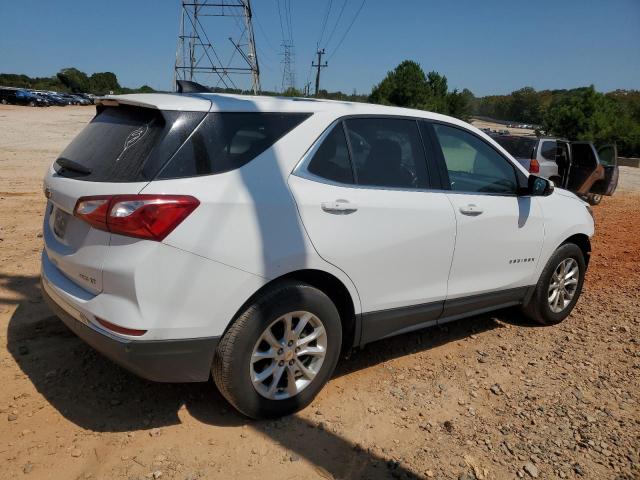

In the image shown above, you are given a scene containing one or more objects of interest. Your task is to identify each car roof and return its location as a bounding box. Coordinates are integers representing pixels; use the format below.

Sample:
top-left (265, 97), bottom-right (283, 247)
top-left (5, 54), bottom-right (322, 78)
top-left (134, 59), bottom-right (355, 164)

top-left (99, 92), bottom-right (472, 127)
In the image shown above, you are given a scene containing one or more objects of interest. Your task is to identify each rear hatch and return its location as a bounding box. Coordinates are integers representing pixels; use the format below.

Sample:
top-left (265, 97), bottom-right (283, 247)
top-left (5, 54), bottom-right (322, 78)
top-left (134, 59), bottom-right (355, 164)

top-left (43, 95), bottom-right (210, 294)
top-left (493, 135), bottom-right (538, 171)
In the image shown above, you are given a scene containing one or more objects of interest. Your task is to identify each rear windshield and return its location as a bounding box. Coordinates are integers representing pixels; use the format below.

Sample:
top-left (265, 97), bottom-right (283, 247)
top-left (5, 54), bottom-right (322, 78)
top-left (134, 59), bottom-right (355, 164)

top-left (55, 108), bottom-right (310, 182)
top-left (55, 105), bottom-right (205, 182)
top-left (493, 136), bottom-right (537, 159)
top-left (157, 112), bottom-right (311, 179)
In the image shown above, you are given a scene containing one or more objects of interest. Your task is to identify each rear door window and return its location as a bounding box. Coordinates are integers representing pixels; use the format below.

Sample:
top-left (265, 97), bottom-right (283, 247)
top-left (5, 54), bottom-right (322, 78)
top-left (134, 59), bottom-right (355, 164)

top-left (55, 105), bottom-right (205, 182)
top-left (158, 112), bottom-right (311, 178)
top-left (344, 117), bottom-right (429, 189)
top-left (307, 124), bottom-right (354, 184)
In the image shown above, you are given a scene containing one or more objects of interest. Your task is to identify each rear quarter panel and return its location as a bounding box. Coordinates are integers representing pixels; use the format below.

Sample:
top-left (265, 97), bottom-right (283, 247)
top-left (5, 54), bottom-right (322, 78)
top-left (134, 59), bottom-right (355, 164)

top-left (140, 111), bottom-right (362, 315)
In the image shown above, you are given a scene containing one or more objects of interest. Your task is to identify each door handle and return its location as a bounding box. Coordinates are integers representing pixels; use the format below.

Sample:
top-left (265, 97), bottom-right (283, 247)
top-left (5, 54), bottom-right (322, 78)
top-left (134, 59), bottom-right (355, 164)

top-left (321, 200), bottom-right (358, 214)
top-left (459, 203), bottom-right (483, 216)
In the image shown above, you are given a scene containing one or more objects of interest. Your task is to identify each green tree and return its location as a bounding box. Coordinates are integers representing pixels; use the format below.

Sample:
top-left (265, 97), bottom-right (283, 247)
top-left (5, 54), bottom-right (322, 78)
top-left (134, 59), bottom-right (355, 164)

top-left (88, 72), bottom-right (121, 94)
top-left (57, 68), bottom-right (90, 93)
top-left (447, 88), bottom-right (475, 121)
top-left (282, 86), bottom-right (302, 97)
top-left (543, 85), bottom-right (640, 156)
top-left (369, 60), bottom-right (429, 108)
top-left (509, 87), bottom-right (542, 124)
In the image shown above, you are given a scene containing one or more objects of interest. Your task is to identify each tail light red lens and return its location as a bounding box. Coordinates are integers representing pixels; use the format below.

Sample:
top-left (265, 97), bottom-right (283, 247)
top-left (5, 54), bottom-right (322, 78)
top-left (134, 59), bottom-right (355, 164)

top-left (96, 317), bottom-right (147, 336)
top-left (73, 194), bottom-right (199, 241)
top-left (529, 159), bottom-right (540, 174)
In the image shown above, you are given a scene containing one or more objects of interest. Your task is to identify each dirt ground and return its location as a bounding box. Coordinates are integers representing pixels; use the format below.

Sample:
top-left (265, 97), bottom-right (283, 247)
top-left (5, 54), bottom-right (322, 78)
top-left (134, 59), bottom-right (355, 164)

top-left (470, 119), bottom-right (536, 137)
top-left (0, 105), bottom-right (638, 480)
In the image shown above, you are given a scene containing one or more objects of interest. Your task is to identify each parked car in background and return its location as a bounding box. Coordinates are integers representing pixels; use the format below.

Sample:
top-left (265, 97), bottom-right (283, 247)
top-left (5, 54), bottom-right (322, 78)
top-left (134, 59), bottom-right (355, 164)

top-left (0, 87), bottom-right (49, 107)
top-left (43, 92), bottom-right (70, 106)
top-left (493, 135), bottom-right (618, 205)
top-left (57, 93), bottom-right (83, 105)
top-left (42, 91), bottom-right (595, 418)
top-left (75, 93), bottom-right (95, 104)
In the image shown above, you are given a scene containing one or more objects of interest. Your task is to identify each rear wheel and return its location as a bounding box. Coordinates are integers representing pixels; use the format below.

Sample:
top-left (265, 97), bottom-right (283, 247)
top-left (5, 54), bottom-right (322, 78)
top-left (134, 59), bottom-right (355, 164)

top-left (587, 194), bottom-right (602, 206)
top-left (29, 101), bottom-right (36, 107)
top-left (212, 281), bottom-right (342, 418)
top-left (522, 243), bottom-right (586, 325)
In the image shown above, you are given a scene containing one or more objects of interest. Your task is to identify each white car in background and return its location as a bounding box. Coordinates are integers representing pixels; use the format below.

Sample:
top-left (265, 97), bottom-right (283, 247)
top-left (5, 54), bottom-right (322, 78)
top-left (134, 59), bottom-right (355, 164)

top-left (41, 92), bottom-right (594, 418)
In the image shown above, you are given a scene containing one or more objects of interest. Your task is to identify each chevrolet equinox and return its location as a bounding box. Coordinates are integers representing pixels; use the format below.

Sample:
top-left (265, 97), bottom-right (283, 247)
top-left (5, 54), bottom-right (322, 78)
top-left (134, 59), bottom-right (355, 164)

top-left (41, 92), bottom-right (594, 418)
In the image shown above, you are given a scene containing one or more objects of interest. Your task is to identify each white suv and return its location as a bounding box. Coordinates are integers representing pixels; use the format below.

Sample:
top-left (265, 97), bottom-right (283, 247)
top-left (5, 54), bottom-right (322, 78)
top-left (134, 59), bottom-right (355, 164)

top-left (41, 93), bottom-right (594, 418)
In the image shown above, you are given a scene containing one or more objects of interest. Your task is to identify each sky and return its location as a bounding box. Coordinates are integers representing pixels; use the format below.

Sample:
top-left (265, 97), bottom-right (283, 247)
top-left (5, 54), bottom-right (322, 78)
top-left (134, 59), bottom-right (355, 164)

top-left (0, 0), bottom-right (639, 97)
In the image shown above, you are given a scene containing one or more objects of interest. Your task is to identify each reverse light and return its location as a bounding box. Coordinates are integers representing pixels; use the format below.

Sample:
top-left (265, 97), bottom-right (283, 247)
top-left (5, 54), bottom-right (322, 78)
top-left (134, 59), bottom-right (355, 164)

top-left (529, 159), bottom-right (540, 174)
top-left (74, 194), bottom-right (199, 241)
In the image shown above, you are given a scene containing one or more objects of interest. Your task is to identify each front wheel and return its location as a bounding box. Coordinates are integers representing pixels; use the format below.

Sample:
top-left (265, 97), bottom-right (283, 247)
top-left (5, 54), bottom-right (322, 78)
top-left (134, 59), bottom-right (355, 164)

top-left (212, 281), bottom-right (342, 419)
top-left (521, 243), bottom-right (586, 325)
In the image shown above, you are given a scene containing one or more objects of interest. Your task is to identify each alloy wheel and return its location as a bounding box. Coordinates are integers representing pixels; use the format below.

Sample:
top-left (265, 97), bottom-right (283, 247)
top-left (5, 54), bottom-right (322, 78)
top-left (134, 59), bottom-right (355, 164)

top-left (250, 311), bottom-right (327, 400)
top-left (548, 258), bottom-right (579, 313)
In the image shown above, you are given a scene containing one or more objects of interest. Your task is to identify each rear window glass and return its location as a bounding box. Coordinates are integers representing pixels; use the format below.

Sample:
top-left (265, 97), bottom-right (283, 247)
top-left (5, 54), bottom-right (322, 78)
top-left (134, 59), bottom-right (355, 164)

top-left (158, 112), bottom-right (311, 178)
top-left (344, 117), bottom-right (429, 189)
top-left (307, 124), bottom-right (354, 184)
top-left (494, 136), bottom-right (537, 159)
top-left (55, 106), bottom-right (205, 182)
top-left (540, 141), bottom-right (557, 161)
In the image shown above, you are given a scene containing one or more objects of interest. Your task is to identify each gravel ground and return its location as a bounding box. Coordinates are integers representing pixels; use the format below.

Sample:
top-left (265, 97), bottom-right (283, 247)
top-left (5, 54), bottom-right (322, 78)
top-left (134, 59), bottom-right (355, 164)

top-left (0, 105), bottom-right (639, 480)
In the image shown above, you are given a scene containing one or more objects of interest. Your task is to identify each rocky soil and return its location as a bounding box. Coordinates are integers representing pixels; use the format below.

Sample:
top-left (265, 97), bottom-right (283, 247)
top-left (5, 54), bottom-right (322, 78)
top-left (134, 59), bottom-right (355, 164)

top-left (0, 105), bottom-right (638, 479)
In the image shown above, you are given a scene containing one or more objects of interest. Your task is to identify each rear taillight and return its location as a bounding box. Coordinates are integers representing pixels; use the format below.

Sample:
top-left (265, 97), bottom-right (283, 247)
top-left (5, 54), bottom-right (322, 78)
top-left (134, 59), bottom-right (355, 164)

top-left (529, 159), bottom-right (540, 174)
top-left (73, 194), bottom-right (199, 241)
top-left (96, 317), bottom-right (147, 336)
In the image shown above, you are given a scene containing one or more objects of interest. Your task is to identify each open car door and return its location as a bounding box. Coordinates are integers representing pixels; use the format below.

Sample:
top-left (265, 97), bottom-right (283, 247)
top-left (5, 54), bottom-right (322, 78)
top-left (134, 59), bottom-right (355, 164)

top-left (589, 144), bottom-right (619, 196)
top-left (566, 142), bottom-right (604, 195)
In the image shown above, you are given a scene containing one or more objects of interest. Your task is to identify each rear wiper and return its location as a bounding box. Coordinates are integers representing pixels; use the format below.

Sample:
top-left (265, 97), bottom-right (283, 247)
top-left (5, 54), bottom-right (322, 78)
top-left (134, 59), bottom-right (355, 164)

top-left (55, 157), bottom-right (92, 174)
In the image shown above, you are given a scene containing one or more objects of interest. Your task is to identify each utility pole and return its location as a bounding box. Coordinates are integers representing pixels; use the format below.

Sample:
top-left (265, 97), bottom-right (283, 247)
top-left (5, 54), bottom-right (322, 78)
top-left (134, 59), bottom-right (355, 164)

top-left (312, 49), bottom-right (327, 96)
top-left (174, 0), bottom-right (261, 94)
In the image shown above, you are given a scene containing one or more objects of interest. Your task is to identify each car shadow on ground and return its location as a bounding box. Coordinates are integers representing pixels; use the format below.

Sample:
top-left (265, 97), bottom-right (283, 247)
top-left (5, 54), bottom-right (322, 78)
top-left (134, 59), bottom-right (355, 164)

top-left (4, 272), bottom-right (535, 479)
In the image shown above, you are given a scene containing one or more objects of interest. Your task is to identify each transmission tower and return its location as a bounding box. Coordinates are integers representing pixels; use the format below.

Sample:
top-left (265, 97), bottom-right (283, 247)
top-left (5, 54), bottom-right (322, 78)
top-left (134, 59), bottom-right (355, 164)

top-left (280, 42), bottom-right (296, 92)
top-left (174, 0), bottom-right (261, 94)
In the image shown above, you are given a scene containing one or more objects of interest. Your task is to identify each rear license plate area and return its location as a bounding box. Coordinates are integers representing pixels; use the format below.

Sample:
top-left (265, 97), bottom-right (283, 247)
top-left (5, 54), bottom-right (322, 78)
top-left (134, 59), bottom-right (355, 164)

top-left (53, 208), bottom-right (70, 238)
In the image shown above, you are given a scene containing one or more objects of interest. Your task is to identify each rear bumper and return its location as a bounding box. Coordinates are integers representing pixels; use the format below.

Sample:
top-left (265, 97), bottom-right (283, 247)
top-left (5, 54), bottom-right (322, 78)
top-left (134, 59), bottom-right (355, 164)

top-left (41, 278), bottom-right (218, 383)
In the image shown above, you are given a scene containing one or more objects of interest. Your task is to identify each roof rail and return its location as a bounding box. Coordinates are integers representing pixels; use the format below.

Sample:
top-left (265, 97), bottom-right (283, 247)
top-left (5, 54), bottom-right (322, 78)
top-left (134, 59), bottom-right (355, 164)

top-left (175, 80), bottom-right (212, 94)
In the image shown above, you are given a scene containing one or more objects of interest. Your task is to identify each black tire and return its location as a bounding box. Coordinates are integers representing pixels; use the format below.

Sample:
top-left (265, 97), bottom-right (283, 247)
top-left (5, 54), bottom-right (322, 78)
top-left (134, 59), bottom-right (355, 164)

top-left (1, 99), bottom-right (7, 105)
top-left (587, 194), bottom-right (602, 206)
top-left (29, 101), bottom-right (36, 107)
top-left (521, 243), bottom-right (586, 325)
top-left (212, 281), bottom-right (342, 419)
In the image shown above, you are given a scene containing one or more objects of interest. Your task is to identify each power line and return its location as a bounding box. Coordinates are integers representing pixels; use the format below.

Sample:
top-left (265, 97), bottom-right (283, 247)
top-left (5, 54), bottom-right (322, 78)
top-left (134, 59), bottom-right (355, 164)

top-left (254, 12), bottom-right (278, 53)
top-left (317, 0), bottom-right (333, 47)
top-left (276, 0), bottom-right (286, 43)
top-left (324, 0), bottom-right (348, 50)
top-left (327, 0), bottom-right (366, 61)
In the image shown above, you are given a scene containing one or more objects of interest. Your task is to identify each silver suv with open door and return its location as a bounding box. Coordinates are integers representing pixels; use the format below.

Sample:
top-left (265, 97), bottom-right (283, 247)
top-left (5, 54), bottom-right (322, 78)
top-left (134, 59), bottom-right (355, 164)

top-left (494, 135), bottom-right (619, 205)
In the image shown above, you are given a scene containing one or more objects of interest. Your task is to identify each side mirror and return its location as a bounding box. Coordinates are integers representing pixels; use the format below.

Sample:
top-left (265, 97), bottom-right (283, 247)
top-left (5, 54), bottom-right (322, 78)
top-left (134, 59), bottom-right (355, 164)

top-left (525, 175), bottom-right (554, 196)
